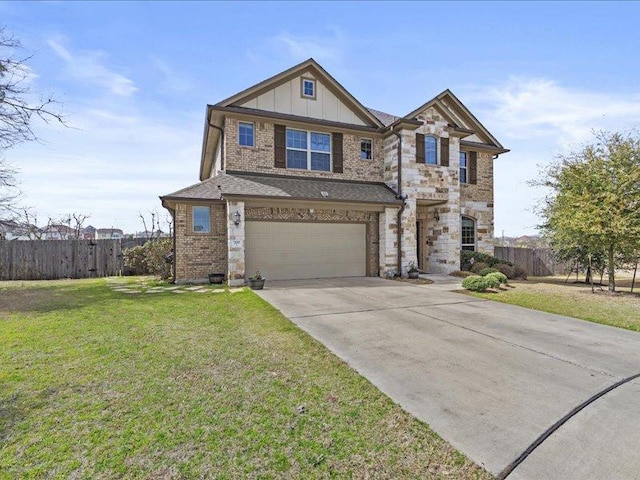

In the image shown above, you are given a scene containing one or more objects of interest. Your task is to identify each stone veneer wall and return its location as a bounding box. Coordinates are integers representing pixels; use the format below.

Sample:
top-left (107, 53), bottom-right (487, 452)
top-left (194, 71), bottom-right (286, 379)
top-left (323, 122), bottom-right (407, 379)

top-left (244, 206), bottom-right (380, 276)
top-left (174, 202), bottom-right (227, 283)
top-left (460, 151), bottom-right (494, 254)
top-left (224, 117), bottom-right (385, 182)
top-left (382, 105), bottom-right (499, 274)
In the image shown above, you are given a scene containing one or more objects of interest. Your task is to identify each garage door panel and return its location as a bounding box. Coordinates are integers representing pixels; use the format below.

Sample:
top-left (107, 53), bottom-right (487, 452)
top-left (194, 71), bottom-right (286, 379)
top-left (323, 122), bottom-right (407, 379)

top-left (245, 222), bottom-right (366, 280)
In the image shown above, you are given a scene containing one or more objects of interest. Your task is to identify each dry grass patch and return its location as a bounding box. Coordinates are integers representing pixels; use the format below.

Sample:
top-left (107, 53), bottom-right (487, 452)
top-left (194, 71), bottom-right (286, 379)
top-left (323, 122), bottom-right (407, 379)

top-left (468, 276), bottom-right (640, 332)
top-left (0, 278), bottom-right (489, 479)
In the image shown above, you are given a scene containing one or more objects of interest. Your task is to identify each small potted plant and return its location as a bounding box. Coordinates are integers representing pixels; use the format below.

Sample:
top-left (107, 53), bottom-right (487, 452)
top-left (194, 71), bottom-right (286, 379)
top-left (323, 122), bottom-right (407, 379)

top-left (208, 273), bottom-right (226, 284)
top-left (248, 271), bottom-right (265, 290)
top-left (407, 262), bottom-right (419, 279)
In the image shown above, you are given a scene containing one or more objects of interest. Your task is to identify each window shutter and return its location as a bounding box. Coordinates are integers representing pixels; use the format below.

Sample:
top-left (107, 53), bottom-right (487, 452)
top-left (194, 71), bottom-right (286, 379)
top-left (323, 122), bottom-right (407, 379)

top-left (440, 137), bottom-right (449, 167)
top-left (332, 132), bottom-right (343, 173)
top-left (469, 151), bottom-right (478, 184)
top-left (274, 124), bottom-right (286, 168)
top-left (416, 133), bottom-right (425, 163)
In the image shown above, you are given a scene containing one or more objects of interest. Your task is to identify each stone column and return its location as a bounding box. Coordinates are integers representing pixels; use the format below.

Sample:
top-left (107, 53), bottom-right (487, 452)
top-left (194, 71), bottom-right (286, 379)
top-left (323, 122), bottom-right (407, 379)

top-left (400, 197), bottom-right (418, 275)
top-left (227, 200), bottom-right (245, 286)
top-left (379, 206), bottom-right (399, 277)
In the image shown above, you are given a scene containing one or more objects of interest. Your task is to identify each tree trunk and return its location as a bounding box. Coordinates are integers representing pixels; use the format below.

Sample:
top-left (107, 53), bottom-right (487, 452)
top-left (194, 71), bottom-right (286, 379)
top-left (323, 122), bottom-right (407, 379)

top-left (607, 244), bottom-right (616, 292)
top-left (632, 257), bottom-right (638, 294)
top-left (588, 254), bottom-right (594, 293)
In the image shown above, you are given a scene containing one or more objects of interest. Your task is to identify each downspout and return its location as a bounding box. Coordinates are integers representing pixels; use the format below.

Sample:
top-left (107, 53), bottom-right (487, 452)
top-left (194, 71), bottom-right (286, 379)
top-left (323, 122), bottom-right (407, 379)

top-left (393, 130), bottom-right (406, 277)
top-left (169, 207), bottom-right (176, 283)
top-left (209, 119), bottom-right (225, 171)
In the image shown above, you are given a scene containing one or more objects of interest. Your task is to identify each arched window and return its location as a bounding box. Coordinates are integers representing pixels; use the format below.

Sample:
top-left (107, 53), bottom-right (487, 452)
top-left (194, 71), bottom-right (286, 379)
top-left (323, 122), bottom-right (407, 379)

top-left (461, 216), bottom-right (476, 251)
top-left (425, 136), bottom-right (438, 165)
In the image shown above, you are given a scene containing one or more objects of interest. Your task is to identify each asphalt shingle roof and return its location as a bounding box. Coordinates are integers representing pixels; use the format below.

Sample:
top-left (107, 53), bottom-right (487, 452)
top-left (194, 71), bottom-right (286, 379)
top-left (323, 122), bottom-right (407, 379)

top-left (366, 107), bottom-right (400, 127)
top-left (163, 172), bottom-right (400, 205)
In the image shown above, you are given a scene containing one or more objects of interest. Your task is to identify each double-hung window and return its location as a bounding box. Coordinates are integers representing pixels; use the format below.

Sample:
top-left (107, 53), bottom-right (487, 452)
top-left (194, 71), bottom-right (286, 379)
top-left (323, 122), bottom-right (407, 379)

top-left (459, 151), bottom-right (468, 183)
top-left (461, 216), bottom-right (476, 251)
top-left (286, 129), bottom-right (331, 171)
top-left (425, 136), bottom-right (438, 165)
top-left (238, 122), bottom-right (254, 147)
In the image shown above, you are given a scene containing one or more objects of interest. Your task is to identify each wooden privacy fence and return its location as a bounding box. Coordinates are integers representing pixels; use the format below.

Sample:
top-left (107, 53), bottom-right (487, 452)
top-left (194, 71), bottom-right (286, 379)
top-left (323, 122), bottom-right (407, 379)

top-left (0, 239), bottom-right (147, 280)
top-left (493, 246), bottom-right (570, 277)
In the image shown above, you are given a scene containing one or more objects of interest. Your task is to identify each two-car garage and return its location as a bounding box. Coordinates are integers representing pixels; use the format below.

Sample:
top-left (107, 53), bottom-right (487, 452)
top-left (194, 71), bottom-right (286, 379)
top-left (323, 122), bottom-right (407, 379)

top-left (244, 221), bottom-right (367, 280)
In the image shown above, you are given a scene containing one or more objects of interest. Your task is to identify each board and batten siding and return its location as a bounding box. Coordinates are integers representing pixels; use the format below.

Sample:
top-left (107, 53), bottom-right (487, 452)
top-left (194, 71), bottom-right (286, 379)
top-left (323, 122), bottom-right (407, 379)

top-left (239, 73), bottom-right (367, 126)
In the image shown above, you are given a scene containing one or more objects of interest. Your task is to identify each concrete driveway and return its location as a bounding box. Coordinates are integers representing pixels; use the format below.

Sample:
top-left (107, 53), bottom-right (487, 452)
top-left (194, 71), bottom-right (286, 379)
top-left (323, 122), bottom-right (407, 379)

top-left (255, 277), bottom-right (640, 479)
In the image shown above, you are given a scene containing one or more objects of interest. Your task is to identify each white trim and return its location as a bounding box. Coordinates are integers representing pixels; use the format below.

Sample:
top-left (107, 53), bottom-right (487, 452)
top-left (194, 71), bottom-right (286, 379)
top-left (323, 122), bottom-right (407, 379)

top-left (286, 128), bottom-right (332, 171)
top-left (425, 135), bottom-right (438, 165)
top-left (238, 121), bottom-right (255, 147)
top-left (459, 151), bottom-right (468, 183)
top-left (360, 137), bottom-right (373, 160)
top-left (461, 215), bottom-right (476, 251)
top-left (192, 205), bottom-right (211, 233)
top-left (301, 78), bottom-right (316, 99)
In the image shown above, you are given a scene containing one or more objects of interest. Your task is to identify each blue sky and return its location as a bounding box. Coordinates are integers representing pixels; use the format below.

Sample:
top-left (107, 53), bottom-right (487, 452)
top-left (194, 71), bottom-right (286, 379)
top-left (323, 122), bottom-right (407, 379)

top-left (2, 1), bottom-right (640, 235)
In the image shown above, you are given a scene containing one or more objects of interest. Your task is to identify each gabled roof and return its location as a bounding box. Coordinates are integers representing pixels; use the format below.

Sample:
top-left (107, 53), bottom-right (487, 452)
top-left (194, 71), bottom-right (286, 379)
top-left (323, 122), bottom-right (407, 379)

top-left (200, 59), bottom-right (388, 180)
top-left (214, 58), bottom-right (384, 128)
top-left (162, 172), bottom-right (401, 206)
top-left (405, 89), bottom-right (505, 150)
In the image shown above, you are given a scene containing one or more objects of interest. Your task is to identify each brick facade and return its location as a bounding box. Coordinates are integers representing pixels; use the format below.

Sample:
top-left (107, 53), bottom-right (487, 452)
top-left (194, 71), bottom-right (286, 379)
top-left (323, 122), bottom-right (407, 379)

top-left (174, 202), bottom-right (227, 283)
top-left (224, 117), bottom-right (384, 182)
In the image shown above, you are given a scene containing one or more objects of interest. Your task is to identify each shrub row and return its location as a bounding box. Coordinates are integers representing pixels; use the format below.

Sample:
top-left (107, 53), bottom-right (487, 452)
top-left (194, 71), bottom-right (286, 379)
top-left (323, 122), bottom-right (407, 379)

top-left (461, 270), bottom-right (509, 292)
top-left (123, 238), bottom-right (173, 279)
top-left (461, 250), bottom-right (527, 280)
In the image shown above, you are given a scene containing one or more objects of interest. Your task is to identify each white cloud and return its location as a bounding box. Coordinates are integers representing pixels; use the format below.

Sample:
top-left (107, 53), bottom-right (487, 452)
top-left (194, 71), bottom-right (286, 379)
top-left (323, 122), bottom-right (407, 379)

top-left (150, 56), bottom-right (194, 94)
top-left (47, 36), bottom-right (137, 97)
top-left (467, 76), bottom-right (640, 144)
top-left (246, 28), bottom-right (348, 66)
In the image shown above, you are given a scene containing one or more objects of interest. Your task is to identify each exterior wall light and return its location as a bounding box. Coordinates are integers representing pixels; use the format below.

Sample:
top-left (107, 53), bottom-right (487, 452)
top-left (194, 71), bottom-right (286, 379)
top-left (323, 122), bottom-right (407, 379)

top-left (233, 211), bottom-right (242, 226)
top-left (434, 209), bottom-right (440, 222)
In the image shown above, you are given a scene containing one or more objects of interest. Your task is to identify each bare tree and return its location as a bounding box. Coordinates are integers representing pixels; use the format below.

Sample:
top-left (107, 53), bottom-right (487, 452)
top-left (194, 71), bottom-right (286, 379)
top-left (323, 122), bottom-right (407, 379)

top-left (71, 213), bottom-right (90, 239)
top-left (1, 28), bottom-right (66, 220)
top-left (139, 210), bottom-right (161, 240)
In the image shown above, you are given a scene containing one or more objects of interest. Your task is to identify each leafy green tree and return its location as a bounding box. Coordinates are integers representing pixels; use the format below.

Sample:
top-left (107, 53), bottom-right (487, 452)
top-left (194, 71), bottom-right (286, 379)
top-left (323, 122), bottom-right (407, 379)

top-left (535, 131), bottom-right (640, 291)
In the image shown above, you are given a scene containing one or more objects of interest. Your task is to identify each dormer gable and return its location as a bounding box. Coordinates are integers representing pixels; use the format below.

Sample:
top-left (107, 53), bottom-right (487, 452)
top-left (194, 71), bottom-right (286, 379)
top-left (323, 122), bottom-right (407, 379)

top-left (405, 90), bottom-right (505, 150)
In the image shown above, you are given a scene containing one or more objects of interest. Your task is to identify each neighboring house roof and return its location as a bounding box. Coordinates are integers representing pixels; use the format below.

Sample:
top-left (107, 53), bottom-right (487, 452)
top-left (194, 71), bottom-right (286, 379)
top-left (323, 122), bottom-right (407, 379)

top-left (96, 228), bottom-right (124, 234)
top-left (162, 172), bottom-right (402, 206)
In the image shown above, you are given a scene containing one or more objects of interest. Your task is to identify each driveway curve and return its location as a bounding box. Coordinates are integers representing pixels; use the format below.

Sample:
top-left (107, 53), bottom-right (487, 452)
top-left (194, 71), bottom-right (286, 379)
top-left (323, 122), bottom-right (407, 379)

top-left (255, 277), bottom-right (640, 479)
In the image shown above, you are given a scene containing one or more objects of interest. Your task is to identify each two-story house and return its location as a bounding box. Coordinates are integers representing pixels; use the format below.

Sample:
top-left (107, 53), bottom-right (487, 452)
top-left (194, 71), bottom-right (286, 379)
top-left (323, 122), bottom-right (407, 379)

top-left (161, 59), bottom-right (508, 285)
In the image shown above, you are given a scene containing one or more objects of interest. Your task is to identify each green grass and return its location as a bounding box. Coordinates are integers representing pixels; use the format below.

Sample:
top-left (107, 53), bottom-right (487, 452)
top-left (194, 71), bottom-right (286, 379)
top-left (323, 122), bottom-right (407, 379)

top-left (468, 277), bottom-right (640, 332)
top-left (0, 278), bottom-right (489, 479)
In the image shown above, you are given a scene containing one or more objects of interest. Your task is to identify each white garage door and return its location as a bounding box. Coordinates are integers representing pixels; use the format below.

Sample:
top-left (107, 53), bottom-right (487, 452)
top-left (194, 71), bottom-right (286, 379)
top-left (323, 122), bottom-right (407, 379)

top-left (245, 221), bottom-right (366, 280)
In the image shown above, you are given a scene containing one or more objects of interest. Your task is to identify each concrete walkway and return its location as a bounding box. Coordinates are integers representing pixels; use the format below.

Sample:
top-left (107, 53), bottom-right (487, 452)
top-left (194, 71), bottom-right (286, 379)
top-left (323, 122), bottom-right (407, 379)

top-left (255, 276), bottom-right (640, 479)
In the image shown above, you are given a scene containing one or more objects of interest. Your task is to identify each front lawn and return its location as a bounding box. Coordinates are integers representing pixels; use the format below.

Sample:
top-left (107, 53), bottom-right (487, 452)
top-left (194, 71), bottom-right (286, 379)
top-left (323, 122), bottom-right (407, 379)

top-left (468, 277), bottom-right (640, 332)
top-left (0, 278), bottom-right (489, 479)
